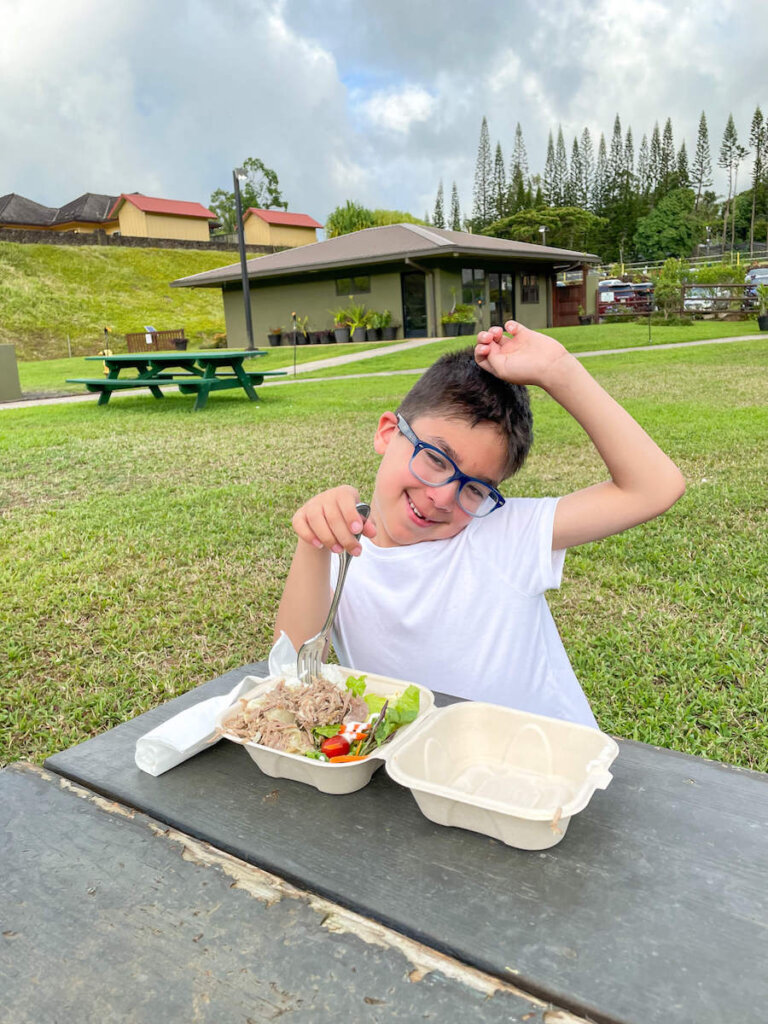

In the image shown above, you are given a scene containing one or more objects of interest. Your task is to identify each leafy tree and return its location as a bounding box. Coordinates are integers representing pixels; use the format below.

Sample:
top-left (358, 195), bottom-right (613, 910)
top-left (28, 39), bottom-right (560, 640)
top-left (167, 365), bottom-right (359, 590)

top-left (472, 116), bottom-right (493, 228)
top-left (449, 182), bottom-right (462, 230)
top-left (326, 200), bottom-right (375, 237)
top-left (372, 209), bottom-right (427, 227)
top-left (651, 257), bottom-right (684, 319)
top-left (492, 142), bottom-right (507, 222)
top-left (484, 205), bottom-right (607, 253)
top-left (209, 157), bottom-right (287, 232)
top-left (691, 112), bottom-right (713, 211)
top-left (634, 188), bottom-right (701, 261)
top-left (433, 180), bottom-right (445, 228)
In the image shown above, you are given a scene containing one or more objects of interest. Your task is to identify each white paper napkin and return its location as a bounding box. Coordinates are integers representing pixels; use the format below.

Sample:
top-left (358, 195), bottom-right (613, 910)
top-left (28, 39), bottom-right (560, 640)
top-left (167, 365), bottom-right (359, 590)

top-left (134, 633), bottom-right (346, 776)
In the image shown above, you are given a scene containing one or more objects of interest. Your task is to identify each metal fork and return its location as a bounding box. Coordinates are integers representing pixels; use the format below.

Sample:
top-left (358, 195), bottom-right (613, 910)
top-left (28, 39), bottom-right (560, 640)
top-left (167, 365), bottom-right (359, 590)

top-left (296, 502), bottom-right (370, 681)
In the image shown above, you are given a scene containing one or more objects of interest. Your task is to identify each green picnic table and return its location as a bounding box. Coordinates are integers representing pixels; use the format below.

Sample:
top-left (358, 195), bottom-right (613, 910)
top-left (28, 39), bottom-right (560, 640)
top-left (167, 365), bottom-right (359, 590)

top-left (67, 350), bottom-right (286, 411)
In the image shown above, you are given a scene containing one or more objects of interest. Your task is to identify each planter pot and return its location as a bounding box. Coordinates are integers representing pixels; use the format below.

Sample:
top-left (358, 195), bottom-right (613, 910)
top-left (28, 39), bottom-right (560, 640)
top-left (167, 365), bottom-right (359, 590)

top-left (173, 339), bottom-right (188, 350)
top-left (758, 314), bottom-right (768, 331)
top-left (442, 322), bottom-right (460, 337)
top-left (267, 333), bottom-right (282, 347)
top-left (381, 326), bottom-right (398, 340)
top-left (352, 327), bottom-right (367, 343)
top-left (309, 331), bottom-right (324, 345)
top-left (321, 330), bottom-right (335, 344)
top-left (458, 321), bottom-right (476, 335)
top-left (578, 316), bottom-right (593, 326)
top-left (334, 327), bottom-right (351, 343)
top-left (366, 327), bottom-right (381, 342)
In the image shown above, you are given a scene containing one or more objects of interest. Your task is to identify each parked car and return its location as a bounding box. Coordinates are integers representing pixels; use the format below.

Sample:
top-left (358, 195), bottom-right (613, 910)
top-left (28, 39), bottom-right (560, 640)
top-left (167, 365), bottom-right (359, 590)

top-left (629, 281), bottom-right (655, 313)
top-left (744, 266), bottom-right (768, 308)
top-left (597, 279), bottom-right (635, 317)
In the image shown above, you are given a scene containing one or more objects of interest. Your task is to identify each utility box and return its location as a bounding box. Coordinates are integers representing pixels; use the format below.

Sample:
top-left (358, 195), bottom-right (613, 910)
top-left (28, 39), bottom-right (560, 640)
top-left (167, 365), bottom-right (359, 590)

top-left (0, 345), bottom-right (22, 402)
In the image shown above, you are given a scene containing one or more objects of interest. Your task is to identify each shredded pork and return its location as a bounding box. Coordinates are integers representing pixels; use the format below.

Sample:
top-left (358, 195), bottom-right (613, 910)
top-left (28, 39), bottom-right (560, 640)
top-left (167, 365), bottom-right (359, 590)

top-left (220, 677), bottom-right (369, 754)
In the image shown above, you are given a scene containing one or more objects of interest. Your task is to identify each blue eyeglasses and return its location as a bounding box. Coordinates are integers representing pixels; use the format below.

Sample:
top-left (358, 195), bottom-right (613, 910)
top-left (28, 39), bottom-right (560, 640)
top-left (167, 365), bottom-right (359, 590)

top-left (396, 414), bottom-right (505, 518)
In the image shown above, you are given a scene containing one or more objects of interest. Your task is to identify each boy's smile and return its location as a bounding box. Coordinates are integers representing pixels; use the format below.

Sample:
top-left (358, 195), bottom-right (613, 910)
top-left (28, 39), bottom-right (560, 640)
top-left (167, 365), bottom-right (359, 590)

top-left (371, 412), bottom-right (509, 548)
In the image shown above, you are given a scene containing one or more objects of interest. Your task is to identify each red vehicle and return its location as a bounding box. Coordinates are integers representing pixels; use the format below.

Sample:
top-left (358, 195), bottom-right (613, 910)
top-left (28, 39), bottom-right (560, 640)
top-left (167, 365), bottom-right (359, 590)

top-left (629, 281), bottom-right (654, 314)
top-left (597, 279), bottom-right (636, 318)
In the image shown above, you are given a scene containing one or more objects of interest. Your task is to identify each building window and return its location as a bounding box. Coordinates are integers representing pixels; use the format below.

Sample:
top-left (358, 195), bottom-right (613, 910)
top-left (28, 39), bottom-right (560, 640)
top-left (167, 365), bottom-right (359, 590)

top-left (335, 275), bottom-right (371, 295)
top-left (521, 274), bottom-right (540, 303)
top-left (461, 268), bottom-right (485, 306)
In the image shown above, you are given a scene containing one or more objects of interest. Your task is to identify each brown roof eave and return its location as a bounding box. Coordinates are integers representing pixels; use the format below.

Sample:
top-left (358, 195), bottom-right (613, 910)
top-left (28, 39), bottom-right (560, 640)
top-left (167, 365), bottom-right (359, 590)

top-left (171, 243), bottom-right (598, 290)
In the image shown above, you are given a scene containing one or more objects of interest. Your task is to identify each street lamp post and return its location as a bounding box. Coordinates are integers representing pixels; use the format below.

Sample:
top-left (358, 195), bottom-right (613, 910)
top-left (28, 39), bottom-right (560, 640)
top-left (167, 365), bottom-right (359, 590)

top-left (233, 167), bottom-right (255, 350)
top-left (538, 225), bottom-right (547, 247)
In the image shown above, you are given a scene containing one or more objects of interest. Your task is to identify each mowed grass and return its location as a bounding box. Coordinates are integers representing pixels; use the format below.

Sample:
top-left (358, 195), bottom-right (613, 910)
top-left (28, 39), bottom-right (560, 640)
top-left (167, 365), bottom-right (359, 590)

top-left (1, 339), bottom-right (766, 771)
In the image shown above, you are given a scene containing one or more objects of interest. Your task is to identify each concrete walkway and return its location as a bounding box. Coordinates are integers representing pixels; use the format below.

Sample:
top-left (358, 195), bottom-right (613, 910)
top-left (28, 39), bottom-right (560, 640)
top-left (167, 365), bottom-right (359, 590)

top-left (1, 332), bottom-right (763, 411)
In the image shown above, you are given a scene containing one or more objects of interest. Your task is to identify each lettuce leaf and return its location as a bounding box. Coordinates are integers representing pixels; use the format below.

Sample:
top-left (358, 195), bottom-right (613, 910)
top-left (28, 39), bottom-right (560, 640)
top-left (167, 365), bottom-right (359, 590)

top-left (345, 674), bottom-right (367, 698)
top-left (374, 685), bottom-right (421, 745)
top-left (313, 724), bottom-right (341, 738)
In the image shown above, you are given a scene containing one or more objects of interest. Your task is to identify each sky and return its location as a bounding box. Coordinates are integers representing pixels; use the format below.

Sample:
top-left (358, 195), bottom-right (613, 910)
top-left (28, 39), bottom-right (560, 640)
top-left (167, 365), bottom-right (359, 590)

top-left (1, 0), bottom-right (766, 229)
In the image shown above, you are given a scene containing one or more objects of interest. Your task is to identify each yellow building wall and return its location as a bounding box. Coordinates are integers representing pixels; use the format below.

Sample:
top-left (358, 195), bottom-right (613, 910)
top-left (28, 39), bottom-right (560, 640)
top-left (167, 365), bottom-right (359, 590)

top-left (243, 218), bottom-right (317, 248)
top-left (115, 205), bottom-right (210, 240)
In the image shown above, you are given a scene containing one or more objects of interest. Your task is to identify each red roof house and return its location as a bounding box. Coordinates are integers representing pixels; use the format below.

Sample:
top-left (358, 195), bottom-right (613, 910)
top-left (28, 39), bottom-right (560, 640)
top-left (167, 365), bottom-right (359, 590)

top-left (109, 193), bottom-right (216, 241)
top-left (243, 207), bottom-right (322, 248)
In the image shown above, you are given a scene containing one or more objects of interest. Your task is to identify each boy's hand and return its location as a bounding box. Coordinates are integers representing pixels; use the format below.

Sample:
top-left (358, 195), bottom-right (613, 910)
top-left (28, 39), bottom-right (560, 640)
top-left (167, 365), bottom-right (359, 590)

top-left (475, 320), bottom-right (570, 389)
top-left (292, 485), bottom-right (376, 557)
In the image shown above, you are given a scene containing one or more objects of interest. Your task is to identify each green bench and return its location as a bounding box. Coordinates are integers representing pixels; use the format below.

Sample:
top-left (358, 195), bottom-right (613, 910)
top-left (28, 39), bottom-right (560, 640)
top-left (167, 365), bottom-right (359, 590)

top-left (67, 366), bottom-right (287, 411)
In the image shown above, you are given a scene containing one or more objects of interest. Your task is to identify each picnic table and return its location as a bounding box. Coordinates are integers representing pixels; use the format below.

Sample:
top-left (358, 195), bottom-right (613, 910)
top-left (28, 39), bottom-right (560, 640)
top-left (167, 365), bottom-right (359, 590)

top-left (3, 663), bottom-right (768, 1023)
top-left (66, 350), bottom-right (286, 411)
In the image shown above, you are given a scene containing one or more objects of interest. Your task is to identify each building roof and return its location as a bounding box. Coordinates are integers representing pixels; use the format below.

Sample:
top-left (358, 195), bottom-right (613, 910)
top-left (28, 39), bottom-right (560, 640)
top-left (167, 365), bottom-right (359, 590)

top-left (171, 222), bottom-right (599, 289)
top-left (53, 193), bottom-right (118, 224)
top-left (244, 208), bottom-right (322, 229)
top-left (110, 193), bottom-right (216, 219)
top-left (0, 193), bottom-right (58, 226)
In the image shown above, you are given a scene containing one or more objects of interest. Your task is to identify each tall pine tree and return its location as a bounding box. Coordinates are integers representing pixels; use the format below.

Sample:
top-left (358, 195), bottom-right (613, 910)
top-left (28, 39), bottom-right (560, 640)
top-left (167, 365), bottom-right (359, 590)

top-left (580, 127), bottom-right (595, 210)
top-left (691, 111), bottom-right (713, 211)
top-left (676, 142), bottom-right (690, 189)
top-left (471, 116), bottom-right (493, 228)
top-left (567, 136), bottom-right (583, 207)
top-left (593, 133), bottom-right (608, 214)
top-left (449, 182), bottom-right (462, 231)
top-left (718, 113), bottom-right (740, 248)
top-left (508, 122), bottom-right (530, 214)
top-left (433, 180), bottom-right (445, 228)
top-left (648, 122), bottom-right (662, 196)
top-left (553, 126), bottom-right (568, 205)
top-left (659, 118), bottom-right (675, 196)
top-left (748, 106), bottom-right (766, 252)
top-left (492, 142), bottom-right (507, 222)
top-left (637, 134), bottom-right (650, 196)
top-left (543, 131), bottom-right (556, 206)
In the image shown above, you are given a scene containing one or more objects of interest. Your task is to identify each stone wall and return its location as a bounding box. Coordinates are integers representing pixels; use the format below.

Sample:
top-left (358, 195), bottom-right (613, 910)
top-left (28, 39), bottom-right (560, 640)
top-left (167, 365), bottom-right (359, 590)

top-left (0, 227), bottom-right (276, 254)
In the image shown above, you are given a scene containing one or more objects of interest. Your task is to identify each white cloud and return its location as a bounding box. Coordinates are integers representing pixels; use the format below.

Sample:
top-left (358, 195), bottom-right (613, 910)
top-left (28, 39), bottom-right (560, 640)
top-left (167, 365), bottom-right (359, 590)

top-left (360, 85), bottom-right (436, 135)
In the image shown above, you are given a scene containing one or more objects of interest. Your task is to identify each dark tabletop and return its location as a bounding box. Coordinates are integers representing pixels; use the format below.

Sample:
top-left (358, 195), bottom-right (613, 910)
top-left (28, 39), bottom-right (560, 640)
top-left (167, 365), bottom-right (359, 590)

top-left (45, 662), bottom-right (768, 1024)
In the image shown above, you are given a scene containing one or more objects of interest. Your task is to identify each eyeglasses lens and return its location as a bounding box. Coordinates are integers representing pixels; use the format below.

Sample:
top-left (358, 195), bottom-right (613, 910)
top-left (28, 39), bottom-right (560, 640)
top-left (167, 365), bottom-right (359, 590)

top-left (410, 449), bottom-right (495, 516)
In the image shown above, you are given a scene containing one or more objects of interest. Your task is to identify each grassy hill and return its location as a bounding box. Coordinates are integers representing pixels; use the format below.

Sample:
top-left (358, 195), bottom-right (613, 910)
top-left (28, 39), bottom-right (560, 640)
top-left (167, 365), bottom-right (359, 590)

top-left (0, 241), bottom-right (243, 360)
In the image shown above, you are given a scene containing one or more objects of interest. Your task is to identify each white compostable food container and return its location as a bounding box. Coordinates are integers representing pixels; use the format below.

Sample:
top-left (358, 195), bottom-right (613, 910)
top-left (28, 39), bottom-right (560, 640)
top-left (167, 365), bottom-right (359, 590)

top-left (215, 668), bottom-right (435, 795)
top-left (385, 701), bottom-right (619, 850)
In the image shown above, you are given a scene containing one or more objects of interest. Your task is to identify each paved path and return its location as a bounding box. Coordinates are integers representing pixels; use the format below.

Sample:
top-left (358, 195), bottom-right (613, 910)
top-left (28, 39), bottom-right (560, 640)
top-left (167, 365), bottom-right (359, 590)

top-left (2, 333), bottom-right (762, 410)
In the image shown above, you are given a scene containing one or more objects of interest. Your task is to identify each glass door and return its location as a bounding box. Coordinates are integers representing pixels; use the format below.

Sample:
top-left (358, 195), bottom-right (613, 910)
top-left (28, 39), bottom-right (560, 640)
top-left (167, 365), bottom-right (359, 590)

top-left (401, 271), bottom-right (428, 337)
top-left (488, 272), bottom-right (515, 324)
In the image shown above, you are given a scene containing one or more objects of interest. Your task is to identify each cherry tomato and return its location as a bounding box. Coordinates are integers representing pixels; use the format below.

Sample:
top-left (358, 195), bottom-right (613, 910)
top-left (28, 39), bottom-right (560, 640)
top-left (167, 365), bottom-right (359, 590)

top-left (320, 735), bottom-right (350, 758)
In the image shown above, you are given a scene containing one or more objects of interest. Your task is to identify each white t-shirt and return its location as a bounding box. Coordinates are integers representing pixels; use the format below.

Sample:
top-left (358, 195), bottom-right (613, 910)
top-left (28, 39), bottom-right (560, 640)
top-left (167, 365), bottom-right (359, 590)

top-left (331, 497), bottom-right (597, 728)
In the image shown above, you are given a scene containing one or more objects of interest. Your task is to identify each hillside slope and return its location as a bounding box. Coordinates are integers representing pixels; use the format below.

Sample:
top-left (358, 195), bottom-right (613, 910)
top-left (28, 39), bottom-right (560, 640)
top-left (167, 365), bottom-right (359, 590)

top-left (0, 242), bottom-right (244, 359)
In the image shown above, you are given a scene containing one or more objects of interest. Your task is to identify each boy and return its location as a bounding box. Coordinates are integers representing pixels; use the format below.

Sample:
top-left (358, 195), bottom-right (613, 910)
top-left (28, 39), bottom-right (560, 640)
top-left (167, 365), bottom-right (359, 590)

top-left (274, 321), bottom-right (685, 727)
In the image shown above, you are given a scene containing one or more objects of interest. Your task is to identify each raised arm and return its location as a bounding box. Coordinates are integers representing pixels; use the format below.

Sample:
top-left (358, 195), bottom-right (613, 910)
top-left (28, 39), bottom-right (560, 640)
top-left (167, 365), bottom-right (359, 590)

top-left (274, 485), bottom-right (376, 649)
top-left (475, 321), bottom-right (686, 550)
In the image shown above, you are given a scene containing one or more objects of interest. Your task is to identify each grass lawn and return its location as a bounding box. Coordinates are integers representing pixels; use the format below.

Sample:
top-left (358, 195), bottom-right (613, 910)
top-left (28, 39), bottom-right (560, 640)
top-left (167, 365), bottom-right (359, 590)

top-left (1, 339), bottom-right (766, 771)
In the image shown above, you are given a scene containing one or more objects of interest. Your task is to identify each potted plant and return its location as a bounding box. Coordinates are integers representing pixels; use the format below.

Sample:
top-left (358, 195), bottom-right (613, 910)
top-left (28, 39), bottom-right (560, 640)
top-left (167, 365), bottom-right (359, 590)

top-left (366, 311), bottom-right (383, 342)
top-left (455, 303), bottom-right (476, 335)
top-left (267, 326), bottom-right (282, 347)
top-left (380, 310), bottom-right (398, 340)
top-left (757, 284), bottom-right (768, 331)
top-left (347, 303), bottom-right (368, 342)
top-left (441, 311), bottom-right (459, 337)
top-left (329, 306), bottom-right (352, 343)
top-left (577, 305), bottom-right (593, 326)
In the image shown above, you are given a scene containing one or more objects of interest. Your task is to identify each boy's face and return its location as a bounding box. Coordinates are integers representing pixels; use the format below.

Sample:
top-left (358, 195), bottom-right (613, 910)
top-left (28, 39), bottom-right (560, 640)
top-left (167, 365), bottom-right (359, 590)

top-left (371, 411), bottom-right (509, 548)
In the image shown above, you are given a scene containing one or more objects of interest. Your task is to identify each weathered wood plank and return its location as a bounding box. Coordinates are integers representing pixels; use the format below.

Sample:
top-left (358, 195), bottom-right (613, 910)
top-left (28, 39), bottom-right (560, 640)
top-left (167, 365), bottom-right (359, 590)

top-left (1, 763), bottom-right (575, 1024)
top-left (44, 663), bottom-right (768, 1024)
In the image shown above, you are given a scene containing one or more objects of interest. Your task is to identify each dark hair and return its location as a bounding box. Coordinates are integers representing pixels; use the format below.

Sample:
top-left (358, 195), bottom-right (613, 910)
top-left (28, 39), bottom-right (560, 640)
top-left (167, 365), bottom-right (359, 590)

top-left (396, 346), bottom-right (533, 478)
